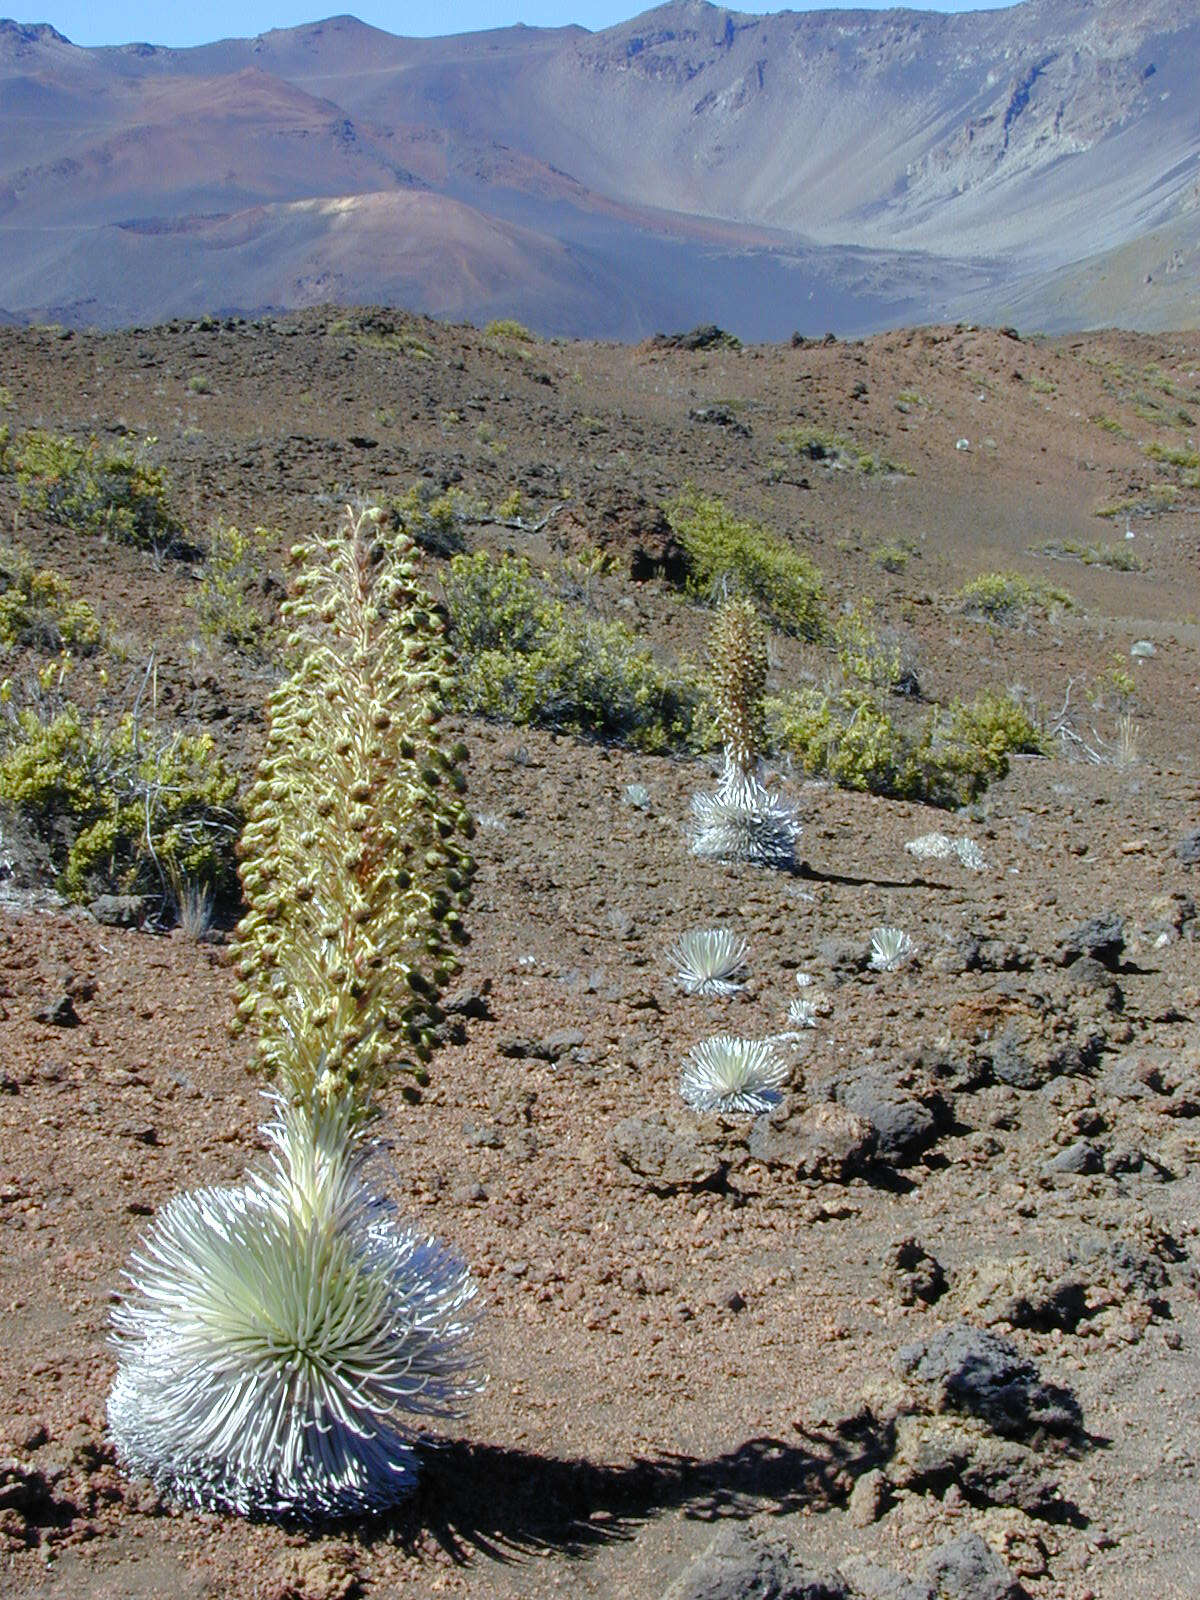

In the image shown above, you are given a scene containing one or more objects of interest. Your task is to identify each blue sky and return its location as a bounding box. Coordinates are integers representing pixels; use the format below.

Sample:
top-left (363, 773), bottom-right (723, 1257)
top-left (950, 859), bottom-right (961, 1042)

top-left (31, 3), bottom-right (1017, 51)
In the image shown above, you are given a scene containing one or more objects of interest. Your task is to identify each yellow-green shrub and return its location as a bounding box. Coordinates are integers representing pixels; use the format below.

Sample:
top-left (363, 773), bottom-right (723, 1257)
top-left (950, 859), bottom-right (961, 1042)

top-left (956, 571), bottom-right (1073, 625)
top-left (664, 489), bottom-right (825, 637)
top-left (769, 686), bottom-right (1037, 807)
top-left (15, 431), bottom-right (186, 554)
top-left (381, 484), bottom-right (480, 558)
top-left (484, 318), bottom-right (535, 344)
top-left (767, 611), bottom-right (1042, 807)
top-left (0, 705), bottom-right (240, 900)
top-left (0, 546), bottom-right (102, 654)
top-left (190, 523), bottom-right (276, 654)
top-left (443, 550), bottom-right (705, 752)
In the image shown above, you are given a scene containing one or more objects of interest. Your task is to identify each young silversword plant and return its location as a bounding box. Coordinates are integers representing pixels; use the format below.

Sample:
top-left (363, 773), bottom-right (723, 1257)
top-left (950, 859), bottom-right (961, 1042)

top-left (869, 926), bottom-right (917, 972)
top-left (109, 506), bottom-right (481, 1520)
top-left (691, 597), bottom-right (800, 870)
top-left (679, 1035), bottom-right (789, 1115)
top-left (668, 928), bottom-right (749, 996)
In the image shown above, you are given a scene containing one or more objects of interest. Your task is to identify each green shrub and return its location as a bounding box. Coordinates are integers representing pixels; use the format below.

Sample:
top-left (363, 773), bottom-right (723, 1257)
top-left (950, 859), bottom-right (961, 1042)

top-left (776, 425), bottom-right (911, 476)
top-left (190, 523), bottom-right (276, 654)
top-left (14, 431), bottom-right (187, 555)
top-left (871, 540), bottom-right (918, 574)
top-left (664, 489), bottom-right (825, 637)
top-left (484, 318), bottom-right (535, 344)
top-left (0, 546), bottom-right (102, 654)
top-left (769, 685), bottom-right (1038, 808)
top-left (955, 570), bottom-right (1073, 626)
top-left (443, 551), bottom-right (704, 752)
top-left (1034, 539), bottom-right (1142, 572)
top-left (381, 484), bottom-right (483, 558)
top-left (1144, 441), bottom-right (1200, 470)
top-left (767, 610), bottom-right (1041, 807)
top-left (0, 704), bottom-right (241, 902)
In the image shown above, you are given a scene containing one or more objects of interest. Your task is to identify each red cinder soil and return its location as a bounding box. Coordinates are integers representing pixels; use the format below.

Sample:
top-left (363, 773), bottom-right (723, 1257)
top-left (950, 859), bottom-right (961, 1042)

top-left (0, 311), bottom-right (1198, 1599)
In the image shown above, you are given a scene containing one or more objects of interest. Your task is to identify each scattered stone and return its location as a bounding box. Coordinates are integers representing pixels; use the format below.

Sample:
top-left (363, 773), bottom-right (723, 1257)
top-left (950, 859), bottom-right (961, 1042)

top-left (888, 1416), bottom-right (1060, 1516)
top-left (749, 1102), bottom-right (876, 1182)
top-left (462, 1120), bottom-right (504, 1148)
top-left (894, 1324), bottom-right (1082, 1437)
top-left (989, 1017), bottom-right (1104, 1090)
top-left (87, 893), bottom-right (147, 927)
top-left (816, 937), bottom-right (870, 977)
top-left (1174, 829), bottom-right (1200, 865)
top-left (263, 1540), bottom-right (361, 1600)
top-left (34, 992), bottom-right (79, 1027)
top-left (649, 323), bottom-right (741, 353)
top-left (659, 1525), bottom-right (847, 1600)
top-left (690, 404), bottom-right (751, 436)
top-left (839, 1557), bottom-right (933, 1599)
top-left (1054, 914), bottom-right (1124, 970)
top-left (0, 1458), bottom-right (76, 1550)
top-left (917, 1531), bottom-right (1022, 1600)
top-left (495, 1029), bottom-right (584, 1062)
top-left (834, 1073), bottom-right (943, 1165)
top-left (1041, 1140), bottom-right (1102, 1176)
top-left (884, 1238), bottom-right (947, 1305)
top-left (952, 1258), bottom-right (1090, 1333)
top-left (611, 1113), bottom-right (726, 1193)
top-left (441, 985), bottom-right (492, 1020)
top-left (847, 1466), bottom-right (890, 1526)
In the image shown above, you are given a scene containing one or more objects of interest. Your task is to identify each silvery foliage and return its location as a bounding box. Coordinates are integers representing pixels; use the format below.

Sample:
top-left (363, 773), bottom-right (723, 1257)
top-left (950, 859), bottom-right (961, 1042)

top-left (679, 1035), bottom-right (788, 1115)
top-left (869, 926), bottom-right (917, 972)
top-left (691, 759), bottom-right (800, 870)
top-left (905, 832), bottom-right (986, 872)
top-left (786, 996), bottom-right (818, 1028)
top-left (108, 1098), bottom-right (479, 1520)
top-left (669, 928), bottom-right (750, 997)
top-left (622, 783), bottom-right (652, 810)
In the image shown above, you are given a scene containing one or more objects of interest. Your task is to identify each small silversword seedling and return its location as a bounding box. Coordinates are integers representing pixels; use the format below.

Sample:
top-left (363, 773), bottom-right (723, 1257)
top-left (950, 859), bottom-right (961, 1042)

top-left (786, 996), bottom-right (817, 1028)
top-left (679, 1034), bottom-right (788, 1114)
top-left (905, 832), bottom-right (986, 872)
top-left (869, 926), bottom-right (917, 971)
top-left (668, 928), bottom-right (749, 996)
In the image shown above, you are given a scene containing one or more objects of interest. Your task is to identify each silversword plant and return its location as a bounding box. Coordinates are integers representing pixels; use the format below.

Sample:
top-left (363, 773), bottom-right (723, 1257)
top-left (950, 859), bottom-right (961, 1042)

top-left (679, 1034), bottom-right (788, 1114)
top-left (232, 505), bottom-right (475, 1112)
top-left (690, 598), bottom-right (799, 870)
top-left (110, 506), bottom-right (481, 1520)
top-left (869, 925), bottom-right (917, 971)
top-left (669, 928), bottom-right (749, 996)
top-left (109, 1098), bottom-right (478, 1518)
top-left (786, 996), bottom-right (817, 1028)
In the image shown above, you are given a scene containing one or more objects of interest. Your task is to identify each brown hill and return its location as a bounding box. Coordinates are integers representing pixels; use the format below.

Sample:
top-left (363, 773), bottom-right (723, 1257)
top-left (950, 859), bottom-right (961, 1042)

top-left (0, 2), bottom-right (1198, 333)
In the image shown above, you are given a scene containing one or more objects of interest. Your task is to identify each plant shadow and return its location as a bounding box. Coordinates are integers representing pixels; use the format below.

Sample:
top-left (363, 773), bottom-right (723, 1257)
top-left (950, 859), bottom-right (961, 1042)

top-left (373, 1418), bottom-right (886, 1565)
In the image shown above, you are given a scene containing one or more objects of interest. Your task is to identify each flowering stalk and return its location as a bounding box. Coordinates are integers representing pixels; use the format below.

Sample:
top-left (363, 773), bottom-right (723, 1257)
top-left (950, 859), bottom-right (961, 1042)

top-left (110, 506), bottom-right (482, 1519)
top-left (231, 505), bottom-right (475, 1115)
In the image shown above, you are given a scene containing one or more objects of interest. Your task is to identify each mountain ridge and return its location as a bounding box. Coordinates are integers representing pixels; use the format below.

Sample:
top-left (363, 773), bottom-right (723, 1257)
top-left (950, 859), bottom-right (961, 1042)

top-left (0, 1), bottom-right (1197, 334)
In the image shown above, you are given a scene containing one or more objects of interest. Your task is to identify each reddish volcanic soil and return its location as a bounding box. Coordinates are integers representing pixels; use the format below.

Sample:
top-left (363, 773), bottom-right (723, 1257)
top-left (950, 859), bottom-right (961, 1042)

top-left (0, 310), bottom-right (1198, 1600)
